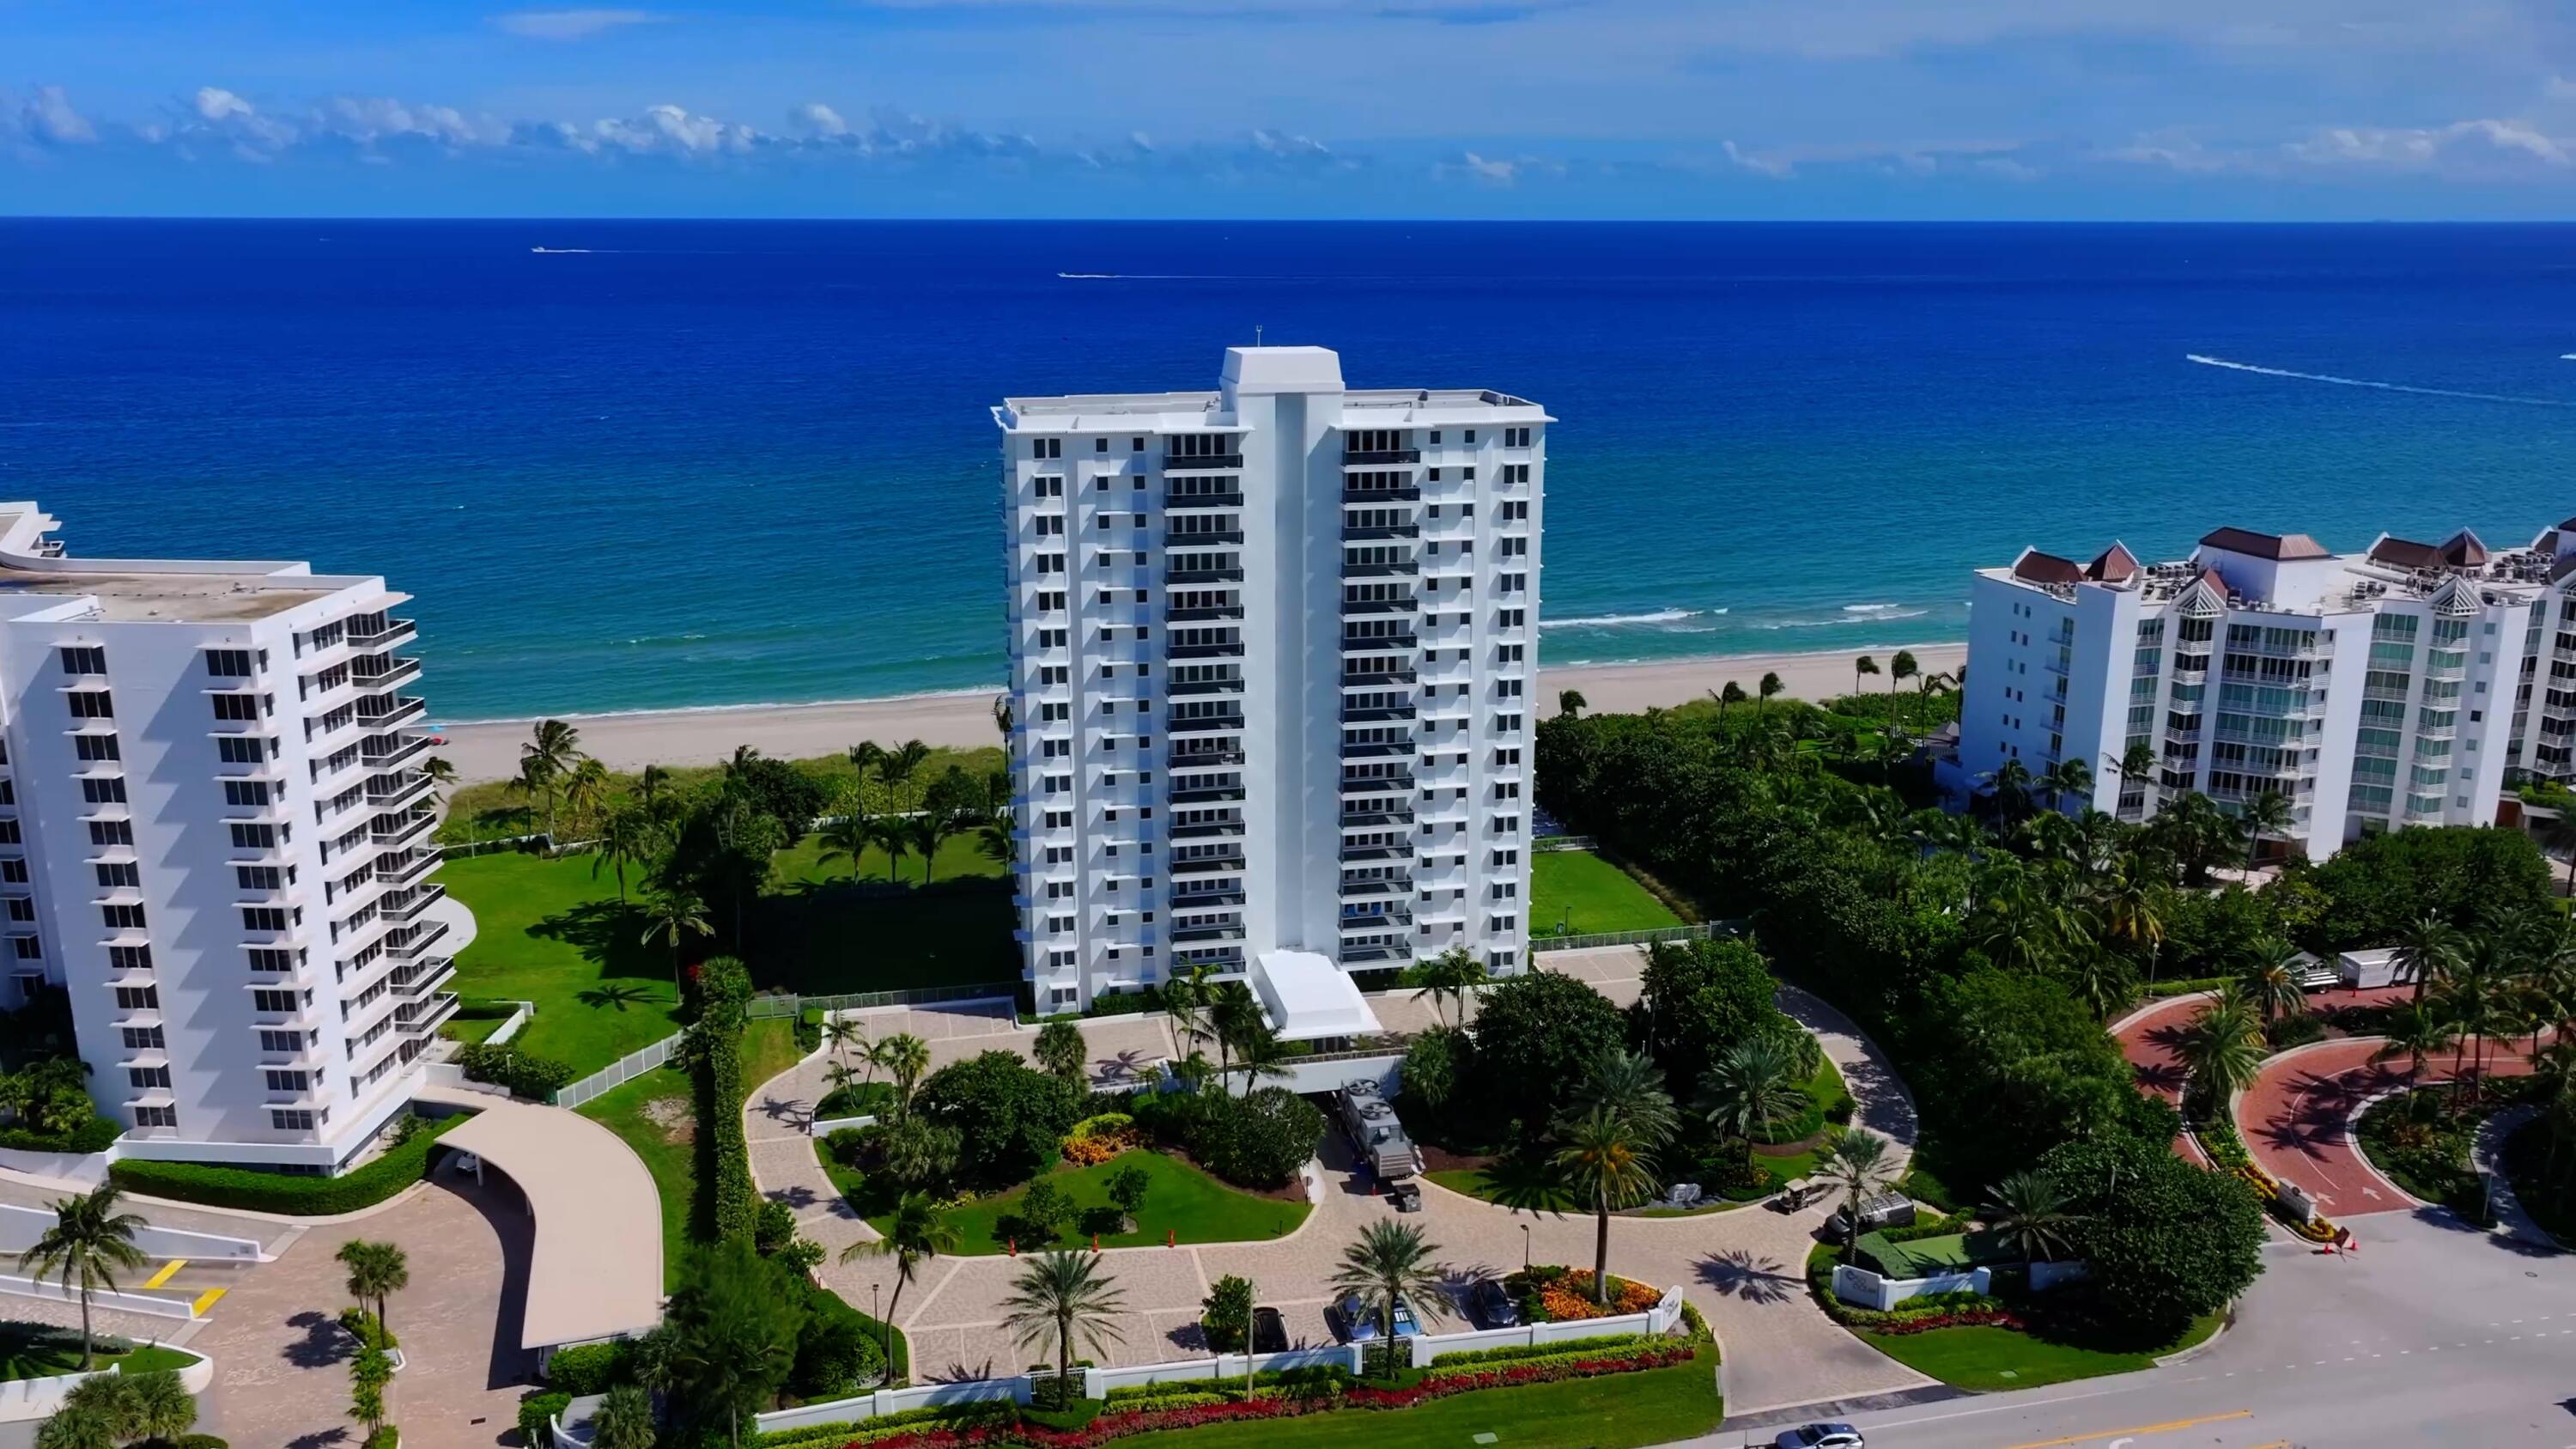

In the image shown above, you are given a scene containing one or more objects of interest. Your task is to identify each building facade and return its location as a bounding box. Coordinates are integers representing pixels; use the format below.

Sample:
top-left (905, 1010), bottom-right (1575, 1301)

top-left (1949, 521), bottom-right (2576, 861)
top-left (0, 503), bottom-right (452, 1171)
top-left (994, 347), bottom-right (1549, 1013)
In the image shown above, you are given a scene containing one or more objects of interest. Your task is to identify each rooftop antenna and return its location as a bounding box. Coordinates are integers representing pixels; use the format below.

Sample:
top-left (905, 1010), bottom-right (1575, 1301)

top-left (1255, 325), bottom-right (1264, 345)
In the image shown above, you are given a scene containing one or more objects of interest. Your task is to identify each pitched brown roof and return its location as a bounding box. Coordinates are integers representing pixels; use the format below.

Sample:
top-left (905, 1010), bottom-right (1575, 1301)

top-left (2198, 568), bottom-right (2233, 597)
top-left (2370, 535), bottom-right (2444, 569)
top-left (2012, 550), bottom-right (2085, 585)
top-left (2440, 529), bottom-right (2489, 569)
top-left (2200, 526), bottom-right (2330, 561)
top-left (2084, 543), bottom-right (2140, 582)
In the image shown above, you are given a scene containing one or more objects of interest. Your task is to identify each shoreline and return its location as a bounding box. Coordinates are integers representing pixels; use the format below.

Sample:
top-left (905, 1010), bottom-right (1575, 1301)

top-left (437, 642), bottom-right (1965, 784)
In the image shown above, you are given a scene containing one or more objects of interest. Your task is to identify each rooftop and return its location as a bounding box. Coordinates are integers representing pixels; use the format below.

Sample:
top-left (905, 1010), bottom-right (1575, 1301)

top-left (1251, 949), bottom-right (1385, 1043)
top-left (0, 504), bottom-right (380, 624)
top-left (994, 346), bottom-right (1545, 431)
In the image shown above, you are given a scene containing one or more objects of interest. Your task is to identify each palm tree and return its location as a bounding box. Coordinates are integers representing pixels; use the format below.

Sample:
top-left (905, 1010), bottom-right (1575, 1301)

top-left (519, 717), bottom-right (584, 838)
top-left (2371, 1003), bottom-right (2458, 1081)
top-left (841, 1190), bottom-right (960, 1379)
top-left (2093, 851), bottom-right (2171, 982)
top-left (905, 813), bottom-right (945, 884)
top-left (1758, 671), bottom-right (1784, 714)
top-left (1718, 680), bottom-right (1747, 714)
top-left (337, 1239), bottom-right (408, 1335)
top-left (122, 1370), bottom-right (197, 1443)
top-left (17, 1185), bottom-right (145, 1367)
top-left (1982, 1172), bottom-right (2081, 1263)
top-left (1984, 758), bottom-right (2035, 825)
top-left (1889, 650), bottom-right (1920, 717)
top-left (991, 694), bottom-right (1015, 741)
top-left (636, 763), bottom-right (673, 816)
top-left (823, 1014), bottom-right (870, 1081)
top-left (1853, 654), bottom-right (1880, 700)
top-left (1166, 960), bottom-right (1218, 1055)
top-left (639, 886), bottom-right (710, 987)
top-left (1552, 1105), bottom-right (1662, 1305)
top-left (2036, 758), bottom-right (2093, 817)
top-left (2111, 740), bottom-right (2160, 819)
top-left (1816, 1129), bottom-right (1897, 1265)
top-left (2177, 993), bottom-right (2265, 1103)
top-left (1693, 1035), bottom-right (1809, 1166)
top-left (593, 1382), bottom-right (659, 1449)
top-left (1329, 1221), bottom-right (1445, 1375)
top-left (877, 1033), bottom-right (932, 1115)
top-left (2393, 911), bottom-right (2464, 1008)
top-left (1002, 1250), bottom-right (1127, 1405)
top-left (594, 806), bottom-right (658, 904)
top-left (2238, 790), bottom-right (2294, 873)
top-left (563, 757), bottom-right (613, 834)
top-left (422, 754), bottom-right (458, 790)
top-left (1558, 688), bottom-right (1587, 720)
top-left (871, 814), bottom-right (913, 885)
top-left (1564, 1048), bottom-right (1679, 1144)
top-left (1409, 946), bottom-right (1486, 1028)
top-left (848, 740), bottom-right (887, 785)
top-left (815, 810), bottom-right (878, 881)
top-left (2439, 934), bottom-right (2517, 1104)
top-left (2238, 939), bottom-right (2310, 1024)
top-left (1033, 1020), bottom-right (1088, 1084)
top-left (878, 739), bottom-right (933, 799)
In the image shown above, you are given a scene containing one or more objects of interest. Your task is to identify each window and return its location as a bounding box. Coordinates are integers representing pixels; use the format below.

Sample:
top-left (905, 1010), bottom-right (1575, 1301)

top-left (258, 1029), bottom-right (302, 1052)
top-left (133, 1106), bottom-right (176, 1129)
top-left (95, 862), bottom-right (140, 889)
top-left (246, 947), bottom-right (293, 973)
top-left (205, 648), bottom-right (254, 677)
top-left (101, 904), bottom-right (147, 930)
top-left (215, 737), bottom-right (263, 764)
top-left (126, 1066), bottom-right (169, 1090)
top-left (264, 1069), bottom-right (309, 1093)
top-left (112, 985), bottom-right (157, 1010)
top-left (4, 898), bottom-right (27, 922)
top-left (73, 734), bottom-right (119, 762)
top-left (237, 866), bottom-right (281, 890)
top-left (11, 937), bottom-right (36, 960)
top-left (108, 946), bottom-right (151, 971)
top-left (229, 823), bottom-right (276, 849)
top-left (67, 691), bottom-right (112, 720)
top-left (120, 1026), bottom-right (165, 1050)
top-left (210, 694), bottom-right (259, 722)
top-left (242, 907), bottom-right (288, 932)
top-left (80, 777), bottom-right (126, 805)
top-left (251, 989), bottom-right (299, 1014)
top-left (1032, 437), bottom-right (1062, 460)
top-left (58, 647), bottom-right (105, 675)
top-left (270, 1110), bottom-right (317, 1131)
top-left (1095, 437), bottom-right (1109, 453)
top-left (222, 780), bottom-right (270, 807)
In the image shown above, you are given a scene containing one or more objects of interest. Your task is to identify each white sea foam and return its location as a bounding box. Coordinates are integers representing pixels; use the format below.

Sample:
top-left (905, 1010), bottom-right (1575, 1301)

top-left (530, 247), bottom-right (596, 254)
top-left (2562, 354), bottom-right (2576, 362)
top-left (2186, 354), bottom-right (2576, 407)
top-left (1541, 608), bottom-right (1702, 630)
top-left (1759, 608), bottom-right (1929, 630)
top-left (1841, 603), bottom-right (1908, 614)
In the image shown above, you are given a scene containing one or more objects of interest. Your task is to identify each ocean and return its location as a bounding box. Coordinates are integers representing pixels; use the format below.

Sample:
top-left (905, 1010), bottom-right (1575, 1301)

top-left (6, 218), bottom-right (2576, 721)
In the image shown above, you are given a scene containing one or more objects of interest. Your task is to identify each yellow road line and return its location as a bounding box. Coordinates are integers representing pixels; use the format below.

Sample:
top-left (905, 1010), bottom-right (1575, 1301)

top-left (139, 1259), bottom-right (185, 1290)
top-left (2000, 1409), bottom-right (2253, 1449)
top-left (187, 1286), bottom-right (226, 1318)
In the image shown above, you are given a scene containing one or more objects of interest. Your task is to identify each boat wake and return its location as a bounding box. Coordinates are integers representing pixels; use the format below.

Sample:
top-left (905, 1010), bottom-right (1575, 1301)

top-left (2186, 354), bottom-right (2575, 407)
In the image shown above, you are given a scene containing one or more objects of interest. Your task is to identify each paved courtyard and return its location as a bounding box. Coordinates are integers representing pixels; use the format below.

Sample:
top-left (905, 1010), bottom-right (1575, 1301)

top-left (744, 952), bottom-right (1935, 1420)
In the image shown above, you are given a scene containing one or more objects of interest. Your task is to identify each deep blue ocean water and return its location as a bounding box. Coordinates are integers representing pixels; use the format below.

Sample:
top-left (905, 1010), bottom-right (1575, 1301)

top-left (6, 219), bottom-right (2576, 720)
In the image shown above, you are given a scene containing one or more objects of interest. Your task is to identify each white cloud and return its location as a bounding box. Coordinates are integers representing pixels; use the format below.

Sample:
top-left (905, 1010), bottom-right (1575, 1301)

top-left (13, 86), bottom-right (96, 144)
top-left (2286, 118), bottom-right (2569, 169)
top-left (317, 96), bottom-right (506, 147)
top-left (494, 9), bottom-right (656, 40)
top-left (193, 87), bottom-right (253, 123)
top-left (1458, 151), bottom-right (1518, 183)
top-left (2548, 76), bottom-right (2576, 101)
top-left (1720, 141), bottom-right (1795, 178)
top-left (789, 103), bottom-right (849, 138)
top-left (553, 103), bottom-right (762, 156)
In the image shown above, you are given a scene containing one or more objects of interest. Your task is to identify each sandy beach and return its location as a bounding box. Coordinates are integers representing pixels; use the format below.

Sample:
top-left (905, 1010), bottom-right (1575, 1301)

top-left (438, 643), bottom-right (1966, 784)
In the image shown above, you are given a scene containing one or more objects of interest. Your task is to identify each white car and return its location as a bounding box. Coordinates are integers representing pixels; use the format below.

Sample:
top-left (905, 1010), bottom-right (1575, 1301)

top-left (1774, 1425), bottom-right (1865, 1449)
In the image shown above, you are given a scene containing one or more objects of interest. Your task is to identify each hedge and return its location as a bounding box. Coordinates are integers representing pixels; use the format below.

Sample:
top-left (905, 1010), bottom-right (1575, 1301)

top-left (544, 1338), bottom-right (632, 1395)
top-left (109, 1113), bottom-right (471, 1215)
top-left (0, 1117), bottom-right (124, 1155)
top-left (519, 1391), bottom-right (572, 1446)
top-left (1422, 1334), bottom-right (1644, 1368)
top-left (754, 1402), bottom-right (1018, 1449)
top-left (456, 1042), bottom-right (576, 1099)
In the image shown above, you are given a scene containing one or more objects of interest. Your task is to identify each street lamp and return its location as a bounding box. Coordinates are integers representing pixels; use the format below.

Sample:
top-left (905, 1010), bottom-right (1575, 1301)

top-left (873, 1283), bottom-right (888, 1384)
top-left (1520, 1223), bottom-right (1530, 1271)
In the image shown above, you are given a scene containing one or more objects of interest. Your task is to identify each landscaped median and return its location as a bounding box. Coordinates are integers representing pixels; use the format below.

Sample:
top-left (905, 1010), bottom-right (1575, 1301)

top-left (108, 1112), bottom-right (473, 1215)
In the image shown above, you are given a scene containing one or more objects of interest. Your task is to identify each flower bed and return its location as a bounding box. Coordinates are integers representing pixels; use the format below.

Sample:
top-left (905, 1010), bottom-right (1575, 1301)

top-left (1504, 1264), bottom-right (1661, 1323)
top-left (1061, 1114), bottom-right (1145, 1168)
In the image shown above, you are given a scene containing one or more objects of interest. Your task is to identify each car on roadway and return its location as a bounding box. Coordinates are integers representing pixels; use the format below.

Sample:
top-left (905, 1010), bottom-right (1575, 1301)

top-left (1773, 1425), bottom-right (1864, 1449)
top-left (1331, 1292), bottom-right (1419, 1342)
top-left (1250, 1306), bottom-right (1287, 1354)
top-left (1470, 1279), bottom-right (1521, 1329)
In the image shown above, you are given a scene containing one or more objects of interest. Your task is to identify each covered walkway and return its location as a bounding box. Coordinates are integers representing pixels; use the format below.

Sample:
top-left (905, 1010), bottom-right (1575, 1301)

top-left (436, 1097), bottom-right (664, 1350)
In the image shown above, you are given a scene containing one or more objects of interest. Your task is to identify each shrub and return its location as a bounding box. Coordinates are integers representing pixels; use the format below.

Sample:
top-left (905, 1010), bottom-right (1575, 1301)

top-left (915, 1051), bottom-right (1088, 1190)
top-left (2263, 1014), bottom-right (2326, 1050)
top-left (1017, 1180), bottom-right (1073, 1244)
top-left (1191, 1087), bottom-right (1325, 1189)
top-left (1200, 1274), bottom-right (1252, 1352)
top-left (791, 1297), bottom-right (889, 1400)
top-left (110, 1113), bottom-right (470, 1215)
top-left (544, 1339), bottom-right (632, 1395)
top-left (519, 1391), bottom-right (572, 1446)
top-left (337, 1306), bottom-right (397, 1352)
top-left (1425, 1334), bottom-right (1643, 1367)
top-left (1466, 971), bottom-right (1628, 1129)
top-left (824, 1126), bottom-right (874, 1168)
top-left (1534, 1269), bottom-right (1658, 1321)
top-left (756, 1198), bottom-right (800, 1255)
top-left (0, 1116), bottom-right (123, 1154)
top-left (456, 1042), bottom-right (578, 1099)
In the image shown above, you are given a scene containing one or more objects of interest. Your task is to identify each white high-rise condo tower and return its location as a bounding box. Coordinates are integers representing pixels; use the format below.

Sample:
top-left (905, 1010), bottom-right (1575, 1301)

top-left (1946, 518), bottom-right (2576, 862)
top-left (0, 503), bottom-right (451, 1171)
top-left (995, 347), bottom-right (1550, 1016)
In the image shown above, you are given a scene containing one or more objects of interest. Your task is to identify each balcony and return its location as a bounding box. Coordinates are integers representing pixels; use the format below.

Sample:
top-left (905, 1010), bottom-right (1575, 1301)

top-left (1171, 886), bottom-right (1247, 909)
top-left (364, 770), bottom-right (434, 813)
top-left (1341, 774), bottom-right (1415, 794)
top-left (1168, 714), bottom-right (1245, 736)
top-left (1340, 703), bottom-right (1417, 722)
top-left (1165, 491), bottom-right (1244, 510)
top-left (1340, 909), bottom-right (1413, 930)
top-left (355, 697), bottom-right (427, 734)
top-left (1172, 854), bottom-right (1248, 875)
top-left (359, 732), bottom-right (432, 772)
top-left (1170, 748), bottom-right (1245, 769)
top-left (1341, 560), bottom-right (1419, 579)
top-left (1170, 819), bottom-right (1245, 839)
top-left (1166, 531), bottom-right (1245, 548)
top-left (1171, 921), bottom-right (1248, 944)
top-left (1166, 605), bottom-right (1244, 623)
top-left (1163, 453), bottom-right (1243, 472)
top-left (1340, 807), bottom-right (1414, 827)
top-left (380, 882), bottom-right (447, 922)
top-left (1343, 448), bottom-right (1420, 466)
top-left (1343, 485), bottom-right (1420, 503)
top-left (386, 917), bottom-right (450, 960)
top-left (397, 991), bottom-right (460, 1037)
top-left (347, 618), bottom-right (418, 651)
top-left (1168, 678), bottom-right (1244, 697)
top-left (1165, 567), bottom-right (1245, 586)
top-left (1340, 944), bottom-right (1405, 964)
top-left (1342, 522), bottom-right (1420, 541)
top-left (378, 847), bottom-right (440, 887)
top-left (1340, 841), bottom-right (1403, 861)
top-left (1343, 669), bottom-right (1417, 685)
top-left (1166, 642), bottom-right (1243, 662)
top-left (1340, 740), bottom-right (1412, 760)
top-left (1342, 634), bottom-right (1418, 652)
top-left (1339, 876), bottom-right (1413, 898)
top-left (371, 808), bottom-right (435, 849)
top-left (1340, 596), bottom-right (1419, 617)
top-left (352, 656), bottom-right (423, 692)
top-left (391, 955), bottom-right (455, 998)
top-left (1170, 783), bottom-right (1247, 805)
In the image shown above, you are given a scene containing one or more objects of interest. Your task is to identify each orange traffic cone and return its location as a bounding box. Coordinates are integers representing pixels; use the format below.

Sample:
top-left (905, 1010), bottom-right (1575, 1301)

top-left (1166, 1228), bottom-right (1176, 1248)
top-left (1092, 1233), bottom-right (1100, 1251)
top-left (1008, 1238), bottom-right (1018, 1257)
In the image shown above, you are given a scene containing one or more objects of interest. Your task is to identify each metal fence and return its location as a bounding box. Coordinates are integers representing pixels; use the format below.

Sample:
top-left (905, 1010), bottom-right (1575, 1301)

top-left (746, 983), bottom-right (1018, 1020)
top-left (1531, 835), bottom-right (1598, 852)
top-left (1530, 921), bottom-right (1734, 953)
top-left (551, 1030), bottom-right (687, 1109)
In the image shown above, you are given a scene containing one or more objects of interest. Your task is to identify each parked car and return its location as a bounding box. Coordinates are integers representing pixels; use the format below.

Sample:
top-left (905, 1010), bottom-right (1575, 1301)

top-left (1470, 1279), bottom-right (1521, 1330)
top-left (1332, 1292), bottom-right (1419, 1342)
top-left (1773, 1424), bottom-right (1864, 1449)
top-left (1250, 1306), bottom-right (1288, 1354)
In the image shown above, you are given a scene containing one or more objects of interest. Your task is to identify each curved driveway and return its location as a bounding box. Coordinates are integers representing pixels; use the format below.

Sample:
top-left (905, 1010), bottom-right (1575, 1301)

top-left (743, 957), bottom-right (1935, 1421)
top-left (2234, 1033), bottom-right (2546, 1219)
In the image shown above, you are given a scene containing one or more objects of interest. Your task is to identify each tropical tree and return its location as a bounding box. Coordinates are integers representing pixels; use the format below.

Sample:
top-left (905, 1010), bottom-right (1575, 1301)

top-left (815, 810), bottom-right (878, 881)
top-left (1409, 946), bottom-right (1487, 1029)
top-left (2111, 740), bottom-right (2161, 818)
top-left (2037, 758), bottom-right (2093, 817)
top-left (2371, 1003), bottom-right (2458, 1082)
top-left (1564, 1048), bottom-right (1679, 1144)
top-left (1816, 1129), bottom-right (1897, 1265)
top-left (1982, 1171), bottom-right (2082, 1263)
top-left (2438, 933), bottom-right (2518, 1103)
top-left (2238, 790), bottom-right (2295, 873)
top-left (636, 763), bottom-right (674, 816)
top-left (903, 813), bottom-right (945, 884)
top-left (336, 1239), bottom-right (408, 1334)
top-left (2392, 911), bottom-right (2464, 1008)
top-left (1033, 1020), bottom-right (1088, 1085)
top-left (563, 757), bottom-right (614, 833)
top-left (1552, 1105), bottom-right (1662, 1304)
top-left (991, 694), bottom-right (1014, 740)
top-left (840, 1191), bottom-right (960, 1381)
top-left (422, 754), bottom-right (458, 789)
top-left (519, 717), bottom-right (585, 838)
top-left (1166, 961), bottom-right (1218, 1054)
top-left (823, 1014), bottom-right (870, 1081)
top-left (848, 740), bottom-right (887, 787)
top-left (1758, 671), bottom-right (1784, 714)
top-left (1693, 1034), bottom-right (1810, 1166)
top-left (593, 1382), bottom-right (659, 1449)
top-left (876, 1033), bottom-right (932, 1115)
top-left (1558, 688), bottom-right (1587, 720)
top-left (595, 805), bottom-right (659, 904)
top-left (1853, 654), bottom-right (1880, 699)
top-left (665, 1244), bottom-right (799, 1448)
top-left (1002, 1250), bottom-right (1127, 1405)
top-left (639, 886), bottom-right (711, 986)
top-left (1328, 1221), bottom-right (1445, 1375)
top-left (878, 740), bottom-right (933, 799)
top-left (1889, 650), bottom-right (1920, 715)
top-left (1718, 680), bottom-right (1747, 714)
top-left (2237, 939), bottom-right (2310, 1025)
top-left (15, 1185), bottom-right (145, 1367)
top-left (2092, 850), bottom-right (2170, 976)
top-left (45, 1369), bottom-right (194, 1449)
top-left (2545, 810), bottom-right (2576, 897)
top-left (2176, 992), bottom-right (2265, 1103)
top-left (1984, 758), bottom-right (2036, 825)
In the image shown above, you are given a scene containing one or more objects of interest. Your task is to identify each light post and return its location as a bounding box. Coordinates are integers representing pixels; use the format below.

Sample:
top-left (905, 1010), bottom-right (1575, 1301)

top-left (1245, 1279), bottom-right (1258, 1399)
top-left (1520, 1223), bottom-right (1530, 1271)
top-left (873, 1283), bottom-right (889, 1385)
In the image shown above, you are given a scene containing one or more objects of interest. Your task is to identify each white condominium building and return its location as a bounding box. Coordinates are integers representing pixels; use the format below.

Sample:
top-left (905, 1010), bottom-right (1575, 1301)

top-left (0, 503), bottom-right (451, 1171)
top-left (994, 346), bottom-right (1550, 1014)
top-left (1951, 518), bottom-right (2576, 861)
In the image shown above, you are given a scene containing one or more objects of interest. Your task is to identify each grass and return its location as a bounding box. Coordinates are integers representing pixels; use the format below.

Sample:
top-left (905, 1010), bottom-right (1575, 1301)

top-left (438, 744), bottom-right (1008, 844)
top-left (575, 1062), bottom-right (699, 1290)
top-left (0, 1324), bottom-right (198, 1381)
top-left (1109, 1346), bottom-right (1722, 1449)
top-left (1528, 851), bottom-right (1682, 938)
top-left (829, 1147), bottom-right (1309, 1254)
top-left (1857, 1312), bottom-right (2222, 1391)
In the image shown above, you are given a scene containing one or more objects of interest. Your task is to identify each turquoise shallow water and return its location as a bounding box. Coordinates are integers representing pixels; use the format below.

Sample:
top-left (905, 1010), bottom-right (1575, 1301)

top-left (6, 219), bottom-right (2575, 719)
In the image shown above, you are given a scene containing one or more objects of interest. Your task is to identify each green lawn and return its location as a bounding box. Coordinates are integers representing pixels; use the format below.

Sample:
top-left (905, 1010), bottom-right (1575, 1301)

top-left (1858, 1312), bottom-right (2221, 1391)
top-left (436, 744), bottom-right (1007, 845)
top-left (829, 1147), bottom-right (1309, 1254)
top-left (440, 853), bottom-right (688, 1075)
top-left (575, 1062), bottom-right (698, 1290)
top-left (1110, 1347), bottom-right (1722, 1449)
top-left (1528, 851), bottom-right (1682, 938)
top-left (0, 1324), bottom-right (198, 1381)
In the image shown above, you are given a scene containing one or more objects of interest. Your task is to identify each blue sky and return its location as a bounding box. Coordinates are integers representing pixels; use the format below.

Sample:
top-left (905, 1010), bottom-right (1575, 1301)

top-left (5, 0), bottom-right (2575, 217)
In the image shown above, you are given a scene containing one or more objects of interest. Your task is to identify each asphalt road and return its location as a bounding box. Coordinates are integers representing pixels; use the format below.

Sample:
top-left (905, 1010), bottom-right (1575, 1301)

top-left (1701, 1209), bottom-right (2576, 1449)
